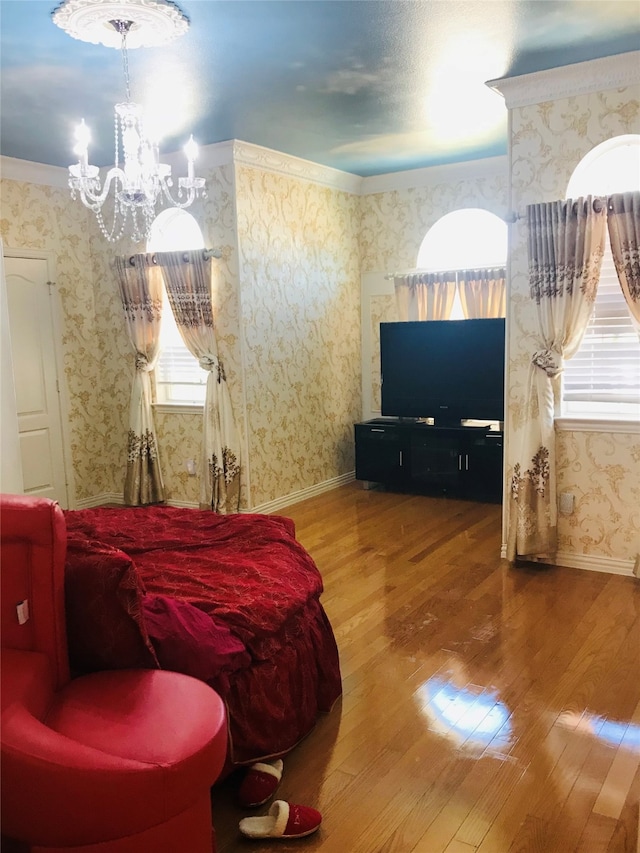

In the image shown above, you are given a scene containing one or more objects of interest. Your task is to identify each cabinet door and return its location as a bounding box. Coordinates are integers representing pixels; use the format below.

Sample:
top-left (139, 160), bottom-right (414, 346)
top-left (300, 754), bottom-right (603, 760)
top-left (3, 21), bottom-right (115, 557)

top-left (355, 425), bottom-right (407, 483)
top-left (464, 432), bottom-right (503, 502)
top-left (410, 431), bottom-right (460, 493)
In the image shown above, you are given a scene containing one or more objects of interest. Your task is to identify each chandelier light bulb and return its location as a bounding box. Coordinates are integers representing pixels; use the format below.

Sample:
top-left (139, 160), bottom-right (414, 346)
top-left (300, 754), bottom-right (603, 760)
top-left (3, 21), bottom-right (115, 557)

top-left (184, 134), bottom-right (198, 162)
top-left (73, 119), bottom-right (90, 163)
top-left (184, 134), bottom-right (198, 179)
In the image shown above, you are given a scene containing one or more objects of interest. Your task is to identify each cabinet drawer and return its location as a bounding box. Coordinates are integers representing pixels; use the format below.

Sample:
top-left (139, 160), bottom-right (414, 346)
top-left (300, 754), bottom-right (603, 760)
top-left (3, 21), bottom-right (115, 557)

top-left (358, 430), bottom-right (401, 444)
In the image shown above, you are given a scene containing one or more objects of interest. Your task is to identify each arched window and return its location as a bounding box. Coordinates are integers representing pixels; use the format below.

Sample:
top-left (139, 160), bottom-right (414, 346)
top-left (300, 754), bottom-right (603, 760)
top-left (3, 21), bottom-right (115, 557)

top-left (564, 135), bottom-right (640, 418)
top-left (147, 210), bottom-right (207, 405)
top-left (417, 208), bottom-right (507, 319)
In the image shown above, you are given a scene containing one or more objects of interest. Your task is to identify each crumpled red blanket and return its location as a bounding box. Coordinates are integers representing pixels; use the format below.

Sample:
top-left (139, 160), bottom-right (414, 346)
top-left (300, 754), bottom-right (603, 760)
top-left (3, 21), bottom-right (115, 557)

top-left (64, 505), bottom-right (342, 766)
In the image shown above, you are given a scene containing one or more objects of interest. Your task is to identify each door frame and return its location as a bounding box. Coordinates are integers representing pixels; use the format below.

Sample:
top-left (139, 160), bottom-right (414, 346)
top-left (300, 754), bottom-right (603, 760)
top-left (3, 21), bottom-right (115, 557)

top-left (3, 247), bottom-right (76, 508)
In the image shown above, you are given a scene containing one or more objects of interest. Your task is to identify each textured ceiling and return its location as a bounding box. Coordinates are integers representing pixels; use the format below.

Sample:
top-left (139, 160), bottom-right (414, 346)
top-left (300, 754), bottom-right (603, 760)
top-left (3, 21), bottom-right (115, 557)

top-left (1, 1), bottom-right (639, 177)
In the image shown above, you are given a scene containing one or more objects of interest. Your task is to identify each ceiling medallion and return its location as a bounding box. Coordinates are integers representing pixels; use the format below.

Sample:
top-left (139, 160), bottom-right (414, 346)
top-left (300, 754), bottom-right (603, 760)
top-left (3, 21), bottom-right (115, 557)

top-left (51, 0), bottom-right (189, 49)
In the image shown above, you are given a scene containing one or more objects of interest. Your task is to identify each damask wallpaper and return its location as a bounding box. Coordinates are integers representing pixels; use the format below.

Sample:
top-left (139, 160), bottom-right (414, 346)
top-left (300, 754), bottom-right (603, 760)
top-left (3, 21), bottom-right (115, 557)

top-left (0, 178), bottom-right (119, 502)
top-left (556, 429), bottom-right (640, 561)
top-left (508, 83), bottom-right (640, 568)
top-left (358, 162), bottom-right (509, 419)
top-left (360, 164), bottom-right (508, 273)
top-left (370, 293), bottom-right (398, 412)
top-left (235, 165), bottom-right (362, 508)
top-left (0, 159), bottom-right (362, 512)
top-left (0, 166), bottom-right (246, 508)
top-left (147, 164), bottom-right (250, 507)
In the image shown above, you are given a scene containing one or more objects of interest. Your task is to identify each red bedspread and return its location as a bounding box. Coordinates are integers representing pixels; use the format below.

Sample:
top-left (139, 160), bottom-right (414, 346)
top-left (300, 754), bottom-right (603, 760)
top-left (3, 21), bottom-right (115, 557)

top-left (63, 506), bottom-right (342, 766)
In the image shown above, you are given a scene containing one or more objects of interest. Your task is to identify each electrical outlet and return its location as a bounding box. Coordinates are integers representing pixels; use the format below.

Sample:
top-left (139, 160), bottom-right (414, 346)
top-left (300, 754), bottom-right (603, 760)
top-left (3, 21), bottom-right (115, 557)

top-left (185, 459), bottom-right (197, 476)
top-left (559, 492), bottom-right (575, 514)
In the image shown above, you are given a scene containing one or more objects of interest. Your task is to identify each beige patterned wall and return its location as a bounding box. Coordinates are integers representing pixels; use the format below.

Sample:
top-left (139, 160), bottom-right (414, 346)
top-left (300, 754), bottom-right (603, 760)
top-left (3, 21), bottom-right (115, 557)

top-left (360, 167), bottom-right (509, 272)
top-left (235, 165), bottom-right (362, 508)
top-left (508, 83), bottom-right (640, 565)
top-left (88, 228), bottom-right (138, 503)
top-left (154, 409), bottom-right (203, 505)
top-left (0, 178), bottom-right (119, 502)
top-left (359, 164), bottom-right (509, 419)
top-left (1, 159), bottom-right (359, 512)
top-left (370, 293), bottom-right (398, 412)
top-left (143, 163), bottom-right (250, 507)
top-left (0, 164), bottom-right (245, 507)
top-left (556, 429), bottom-right (640, 559)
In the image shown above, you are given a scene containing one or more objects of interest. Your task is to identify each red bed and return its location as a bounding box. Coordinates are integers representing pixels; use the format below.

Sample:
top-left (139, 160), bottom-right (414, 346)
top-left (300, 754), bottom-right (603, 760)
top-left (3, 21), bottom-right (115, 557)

top-left (62, 506), bottom-right (342, 769)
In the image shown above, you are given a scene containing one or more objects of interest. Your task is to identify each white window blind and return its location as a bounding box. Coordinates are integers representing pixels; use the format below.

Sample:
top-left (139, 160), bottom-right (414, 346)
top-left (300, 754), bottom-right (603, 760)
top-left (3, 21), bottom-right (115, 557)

top-left (148, 209), bottom-right (207, 406)
top-left (155, 291), bottom-right (207, 404)
top-left (562, 237), bottom-right (640, 417)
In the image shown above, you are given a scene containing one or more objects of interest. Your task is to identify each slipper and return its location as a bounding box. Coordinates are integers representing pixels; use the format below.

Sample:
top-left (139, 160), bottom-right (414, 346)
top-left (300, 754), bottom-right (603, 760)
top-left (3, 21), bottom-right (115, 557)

top-left (237, 759), bottom-right (284, 807)
top-left (239, 800), bottom-right (322, 839)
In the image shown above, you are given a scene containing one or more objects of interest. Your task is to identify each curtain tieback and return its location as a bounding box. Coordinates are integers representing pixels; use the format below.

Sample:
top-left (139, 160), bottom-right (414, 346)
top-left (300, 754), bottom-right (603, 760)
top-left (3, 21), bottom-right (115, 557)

top-left (199, 355), bottom-right (226, 383)
top-left (532, 349), bottom-right (562, 378)
top-left (135, 353), bottom-right (152, 372)
top-left (199, 355), bottom-right (218, 372)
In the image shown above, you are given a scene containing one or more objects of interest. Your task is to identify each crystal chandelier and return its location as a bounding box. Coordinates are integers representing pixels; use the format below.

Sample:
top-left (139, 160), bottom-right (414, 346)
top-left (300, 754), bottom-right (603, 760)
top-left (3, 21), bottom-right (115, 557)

top-left (52, 0), bottom-right (206, 243)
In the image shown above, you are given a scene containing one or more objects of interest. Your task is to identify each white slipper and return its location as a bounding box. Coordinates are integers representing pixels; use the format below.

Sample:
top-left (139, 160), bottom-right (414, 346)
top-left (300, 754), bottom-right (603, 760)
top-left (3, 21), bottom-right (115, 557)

top-left (239, 800), bottom-right (322, 839)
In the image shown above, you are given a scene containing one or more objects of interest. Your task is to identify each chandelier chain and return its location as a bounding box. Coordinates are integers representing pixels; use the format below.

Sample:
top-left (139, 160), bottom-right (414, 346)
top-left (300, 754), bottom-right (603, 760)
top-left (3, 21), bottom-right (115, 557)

top-left (119, 25), bottom-right (132, 103)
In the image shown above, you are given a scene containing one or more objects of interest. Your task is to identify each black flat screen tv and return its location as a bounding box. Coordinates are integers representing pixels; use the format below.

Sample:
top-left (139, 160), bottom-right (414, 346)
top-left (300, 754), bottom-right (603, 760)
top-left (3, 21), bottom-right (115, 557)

top-left (380, 318), bottom-right (505, 426)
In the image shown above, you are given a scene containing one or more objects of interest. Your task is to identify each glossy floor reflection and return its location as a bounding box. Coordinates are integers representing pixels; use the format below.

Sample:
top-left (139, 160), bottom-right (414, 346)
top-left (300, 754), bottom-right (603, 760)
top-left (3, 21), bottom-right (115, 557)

top-left (212, 483), bottom-right (640, 853)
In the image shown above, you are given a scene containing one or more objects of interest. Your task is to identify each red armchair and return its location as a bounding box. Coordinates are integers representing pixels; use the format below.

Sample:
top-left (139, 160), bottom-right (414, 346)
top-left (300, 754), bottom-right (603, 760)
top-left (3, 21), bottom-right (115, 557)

top-left (1, 494), bottom-right (228, 853)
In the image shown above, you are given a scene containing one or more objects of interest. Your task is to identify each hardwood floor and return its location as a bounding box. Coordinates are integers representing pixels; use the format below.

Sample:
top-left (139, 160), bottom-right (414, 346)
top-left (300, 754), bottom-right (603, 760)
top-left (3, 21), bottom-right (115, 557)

top-left (211, 482), bottom-right (640, 853)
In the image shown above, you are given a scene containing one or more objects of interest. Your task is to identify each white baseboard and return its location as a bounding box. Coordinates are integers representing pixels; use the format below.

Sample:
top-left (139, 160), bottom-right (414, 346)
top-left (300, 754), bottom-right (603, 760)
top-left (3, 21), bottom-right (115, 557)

top-left (251, 472), bottom-right (355, 515)
top-left (74, 492), bottom-right (124, 509)
top-left (74, 473), bottom-right (355, 515)
top-left (553, 551), bottom-right (637, 577)
top-left (163, 473), bottom-right (355, 513)
top-left (76, 494), bottom-right (201, 510)
top-left (501, 542), bottom-right (638, 577)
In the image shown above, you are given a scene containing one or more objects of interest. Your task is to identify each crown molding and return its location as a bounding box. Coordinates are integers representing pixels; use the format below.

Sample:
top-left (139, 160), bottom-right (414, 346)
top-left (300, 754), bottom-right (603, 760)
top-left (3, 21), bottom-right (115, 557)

top-left (360, 154), bottom-right (508, 195)
top-left (230, 140), bottom-right (363, 194)
top-left (170, 142), bottom-right (508, 195)
top-left (487, 51), bottom-right (640, 109)
top-left (0, 147), bottom-right (510, 200)
top-left (0, 156), bottom-right (69, 188)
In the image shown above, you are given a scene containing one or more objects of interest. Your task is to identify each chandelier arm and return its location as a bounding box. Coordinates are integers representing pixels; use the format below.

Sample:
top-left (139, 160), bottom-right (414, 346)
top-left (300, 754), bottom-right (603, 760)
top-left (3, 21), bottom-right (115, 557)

top-left (73, 167), bottom-right (128, 212)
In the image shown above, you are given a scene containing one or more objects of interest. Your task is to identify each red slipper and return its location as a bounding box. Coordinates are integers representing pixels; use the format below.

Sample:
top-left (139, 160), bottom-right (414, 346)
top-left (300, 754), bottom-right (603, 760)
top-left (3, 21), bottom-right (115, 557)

top-left (237, 759), bottom-right (283, 808)
top-left (239, 800), bottom-right (322, 839)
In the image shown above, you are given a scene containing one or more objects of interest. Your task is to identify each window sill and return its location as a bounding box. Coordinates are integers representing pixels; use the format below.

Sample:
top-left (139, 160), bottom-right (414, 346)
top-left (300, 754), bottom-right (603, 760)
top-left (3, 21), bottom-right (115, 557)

top-left (555, 417), bottom-right (640, 434)
top-left (153, 403), bottom-right (204, 415)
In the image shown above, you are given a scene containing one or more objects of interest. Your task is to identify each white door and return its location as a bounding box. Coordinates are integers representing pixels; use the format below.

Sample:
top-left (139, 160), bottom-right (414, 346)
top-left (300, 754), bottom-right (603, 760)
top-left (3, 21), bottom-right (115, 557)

top-left (4, 256), bottom-right (69, 506)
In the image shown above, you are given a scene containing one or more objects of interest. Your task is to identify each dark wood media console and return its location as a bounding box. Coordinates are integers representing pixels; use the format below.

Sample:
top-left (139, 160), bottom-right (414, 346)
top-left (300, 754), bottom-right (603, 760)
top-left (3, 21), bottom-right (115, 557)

top-left (354, 418), bottom-right (504, 503)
